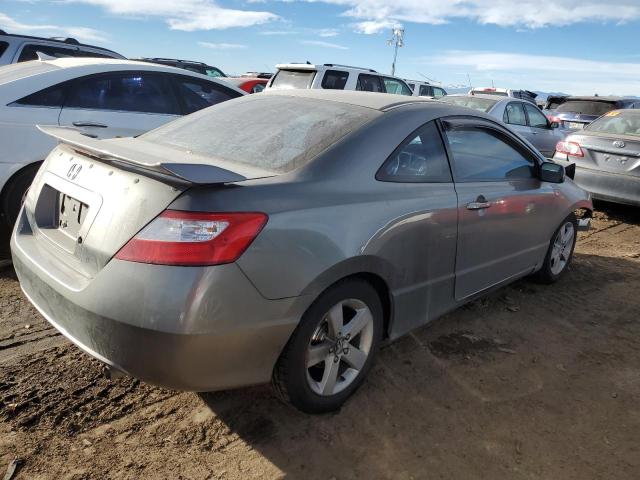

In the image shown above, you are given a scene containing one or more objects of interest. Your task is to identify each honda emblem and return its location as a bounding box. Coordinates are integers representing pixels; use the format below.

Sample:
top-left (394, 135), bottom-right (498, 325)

top-left (67, 163), bottom-right (82, 180)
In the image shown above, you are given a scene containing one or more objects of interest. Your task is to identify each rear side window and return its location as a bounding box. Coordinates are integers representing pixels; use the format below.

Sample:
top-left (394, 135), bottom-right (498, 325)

top-left (72, 49), bottom-right (118, 59)
top-left (503, 102), bottom-right (527, 126)
top-left (419, 85), bottom-right (432, 97)
top-left (14, 84), bottom-right (66, 107)
top-left (443, 122), bottom-right (534, 181)
top-left (65, 72), bottom-right (180, 114)
top-left (377, 121), bottom-right (452, 183)
top-left (407, 83), bottom-right (415, 90)
top-left (356, 74), bottom-right (384, 93)
top-left (173, 76), bottom-right (241, 114)
top-left (382, 77), bottom-right (412, 96)
top-left (524, 103), bottom-right (549, 129)
top-left (270, 69), bottom-right (316, 90)
top-left (321, 70), bottom-right (349, 90)
top-left (17, 44), bottom-right (77, 62)
top-left (205, 67), bottom-right (226, 78)
top-left (556, 100), bottom-right (617, 116)
top-left (0, 42), bottom-right (8, 59)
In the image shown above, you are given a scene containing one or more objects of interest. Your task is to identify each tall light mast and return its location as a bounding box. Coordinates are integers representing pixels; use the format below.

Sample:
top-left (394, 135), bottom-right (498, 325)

top-left (387, 27), bottom-right (404, 76)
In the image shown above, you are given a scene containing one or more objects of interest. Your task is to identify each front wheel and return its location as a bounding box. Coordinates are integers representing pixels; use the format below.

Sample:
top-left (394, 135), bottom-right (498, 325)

top-left (534, 213), bottom-right (578, 284)
top-left (272, 279), bottom-right (383, 413)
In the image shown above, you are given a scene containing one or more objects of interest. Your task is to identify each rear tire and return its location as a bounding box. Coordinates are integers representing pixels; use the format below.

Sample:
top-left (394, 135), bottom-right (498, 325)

top-left (1, 164), bottom-right (40, 228)
top-left (272, 279), bottom-right (383, 414)
top-left (534, 213), bottom-right (578, 284)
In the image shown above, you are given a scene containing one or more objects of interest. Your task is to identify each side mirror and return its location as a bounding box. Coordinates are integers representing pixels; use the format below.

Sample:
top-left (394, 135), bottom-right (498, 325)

top-left (540, 161), bottom-right (565, 183)
top-left (549, 121), bottom-right (560, 129)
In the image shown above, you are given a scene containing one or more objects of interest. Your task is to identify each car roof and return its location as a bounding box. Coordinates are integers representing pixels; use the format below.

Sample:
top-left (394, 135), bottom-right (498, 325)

top-left (0, 32), bottom-right (123, 58)
top-left (275, 63), bottom-right (378, 73)
top-left (562, 96), bottom-right (636, 102)
top-left (447, 93), bottom-right (504, 102)
top-left (263, 88), bottom-right (436, 110)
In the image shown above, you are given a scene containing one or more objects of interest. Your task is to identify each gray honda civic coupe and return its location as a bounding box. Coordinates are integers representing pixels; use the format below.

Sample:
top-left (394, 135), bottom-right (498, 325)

top-left (11, 90), bottom-right (593, 413)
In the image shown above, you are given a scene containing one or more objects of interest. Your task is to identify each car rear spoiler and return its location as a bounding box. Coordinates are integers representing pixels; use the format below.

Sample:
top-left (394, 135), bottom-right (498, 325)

top-left (37, 125), bottom-right (276, 187)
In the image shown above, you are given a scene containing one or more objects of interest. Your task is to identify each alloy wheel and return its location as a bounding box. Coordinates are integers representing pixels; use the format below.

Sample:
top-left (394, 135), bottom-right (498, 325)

top-left (305, 298), bottom-right (374, 396)
top-left (550, 221), bottom-right (575, 275)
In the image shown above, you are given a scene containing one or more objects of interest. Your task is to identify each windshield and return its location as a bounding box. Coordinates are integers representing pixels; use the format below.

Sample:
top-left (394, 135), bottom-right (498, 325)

top-left (585, 111), bottom-right (640, 137)
top-left (556, 100), bottom-right (617, 116)
top-left (270, 69), bottom-right (316, 90)
top-left (142, 96), bottom-right (380, 173)
top-left (441, 96), bottom-right (498, 112)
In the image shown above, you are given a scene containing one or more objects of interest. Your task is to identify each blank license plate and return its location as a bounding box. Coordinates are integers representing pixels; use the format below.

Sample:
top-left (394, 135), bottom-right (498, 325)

top-left (567, 122), bottom-right (585, 130)
top-left (58, 193), bottom-right (89, 239)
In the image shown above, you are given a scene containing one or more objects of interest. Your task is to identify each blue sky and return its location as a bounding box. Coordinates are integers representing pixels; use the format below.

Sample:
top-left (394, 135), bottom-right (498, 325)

top-left (2, 0), bottom-right (640, 95)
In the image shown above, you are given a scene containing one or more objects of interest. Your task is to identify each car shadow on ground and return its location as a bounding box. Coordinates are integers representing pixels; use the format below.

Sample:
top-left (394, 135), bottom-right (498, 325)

top-left (194, 252), bottom-right (640, 479)
top-left (593, 200), bottom-right (640, 225)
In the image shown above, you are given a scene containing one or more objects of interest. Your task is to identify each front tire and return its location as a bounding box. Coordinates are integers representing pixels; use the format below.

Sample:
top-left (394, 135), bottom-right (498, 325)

top-left (534, 213), bottom-right (578, 284)
top-left (272, 279), bottom-right (383, 413)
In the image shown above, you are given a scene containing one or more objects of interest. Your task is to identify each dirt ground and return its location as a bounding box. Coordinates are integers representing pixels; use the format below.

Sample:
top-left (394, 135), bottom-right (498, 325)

top-left (1, 202), bottom-right (639, 480)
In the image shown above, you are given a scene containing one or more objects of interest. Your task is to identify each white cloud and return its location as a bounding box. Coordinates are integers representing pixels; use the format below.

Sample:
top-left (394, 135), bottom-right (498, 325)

top-left (300, 40), bottom-right (348, 49)
top-left (289, 0), bottom-right (640, 30)
top-left (425, 50), bottom-right (640, 95)
top-left (316, 28), bottom-right (340, 37)
top-left (258, 30), bottom-right (300, 35)
top-left (351, 20), bottom-right (395, 34)
top-left (57, 0), bottom-right (278, 30)
top-left (0, 12), bottom-right (107, 43)
top-left (198, 41), bottom-right (247, 49)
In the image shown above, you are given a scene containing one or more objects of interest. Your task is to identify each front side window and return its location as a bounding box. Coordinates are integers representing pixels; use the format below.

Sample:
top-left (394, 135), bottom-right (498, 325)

top-left (432, 87), bottom-right (446, 98)
top-left (443, 122), bottom-right (535, 181)
top-left (65, 72), bottom-right (180, 114)
top-left (356, 74), bottom-right (384, 93)
top-left (377, 121), bottom-right (452, 183)
top-left (173, 76), bottom-right (241, 114)
top-left (382, 77), bottom-right (412, 96)
top-left (14, 83), bottom-right (66, 107)
top-left (321, 70), bottom-right (349, 90)
top-left (524, 103), bottom-right (549, 129)
top-left (17, 44), bottom-right (77, 62)
top-left (419, 85), bottom-right (432, 97)
top-left (503, 102), bottom-right (527, 126)
top-left (270, 69), bottom-right (316, 90)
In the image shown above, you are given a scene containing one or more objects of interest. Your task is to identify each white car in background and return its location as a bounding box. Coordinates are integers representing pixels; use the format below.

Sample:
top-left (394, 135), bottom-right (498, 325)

top-left (0, 57), bottom-right (245, 226)
top-left (266, 63), bottom-right (413, 96)
top-left (405, 80), bottom-right (447, 98)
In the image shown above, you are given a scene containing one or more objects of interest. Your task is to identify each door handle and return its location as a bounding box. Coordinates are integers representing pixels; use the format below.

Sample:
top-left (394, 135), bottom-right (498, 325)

top-left (466, 195), bottom-right (491, 210)
top-left (72, 121), bottom-right (108, 128)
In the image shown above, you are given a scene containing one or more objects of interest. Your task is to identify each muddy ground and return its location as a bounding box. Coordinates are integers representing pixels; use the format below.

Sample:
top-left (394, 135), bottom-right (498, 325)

top-left (1, 203), bottom-right (639, 480)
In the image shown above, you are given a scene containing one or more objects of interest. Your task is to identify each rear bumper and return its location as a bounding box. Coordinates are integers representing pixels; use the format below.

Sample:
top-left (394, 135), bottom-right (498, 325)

top-left (555, 160), bottom-right (640, 207)
top-left (11, 226), bottom-right (311, 391)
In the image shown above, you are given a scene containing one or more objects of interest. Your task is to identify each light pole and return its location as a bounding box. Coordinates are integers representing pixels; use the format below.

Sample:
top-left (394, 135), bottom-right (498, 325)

top-left (387, 27), bottom-right (404, 76)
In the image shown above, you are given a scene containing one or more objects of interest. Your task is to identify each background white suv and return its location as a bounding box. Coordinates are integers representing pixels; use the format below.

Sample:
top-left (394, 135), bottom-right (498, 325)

top-left (0, 30), bottom-right (124, 65)
top-left (267, 63), bottom-right (413, 96)
top-left (405, 80), bottom-right (447, 98)
top-left (0, 57), bottom-right (245, 227)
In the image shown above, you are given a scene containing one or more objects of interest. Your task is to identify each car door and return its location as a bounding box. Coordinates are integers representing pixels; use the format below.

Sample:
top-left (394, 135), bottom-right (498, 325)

top-left (58, 71), bottom-right (181, 139)
top-left (441, 117), bottom-right (556, 300)
top-left (524, 103), bottom-right (559, 157)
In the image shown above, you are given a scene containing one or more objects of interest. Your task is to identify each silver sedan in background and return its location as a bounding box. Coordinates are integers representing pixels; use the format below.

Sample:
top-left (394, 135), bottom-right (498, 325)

top-left (12, 90), bottom-right (592, 414)
top-left (554, 109), bottom-right (640, 206)
top-left (442, 94), bottom-right (567, 157)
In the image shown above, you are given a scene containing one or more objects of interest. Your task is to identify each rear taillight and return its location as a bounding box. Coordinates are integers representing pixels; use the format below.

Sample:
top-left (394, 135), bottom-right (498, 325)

top-left (555, 141), bottom-right (584, 157)
top-left (115, 210), bottom-right (267, 266)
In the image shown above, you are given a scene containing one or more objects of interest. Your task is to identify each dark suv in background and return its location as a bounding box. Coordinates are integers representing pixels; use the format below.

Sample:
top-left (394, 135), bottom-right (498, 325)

top-left (136, 58), bottom-right (227, 78)
top-left (546, 96), bottom-right (640, 130)
top-left (0, 30), bottom-right (124, 65)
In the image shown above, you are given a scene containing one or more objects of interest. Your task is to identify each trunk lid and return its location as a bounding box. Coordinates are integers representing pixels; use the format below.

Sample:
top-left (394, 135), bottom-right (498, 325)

top-left (17, 127), bottom-right (276, 285)
top-left (569, 132), bottom-right (640, 177)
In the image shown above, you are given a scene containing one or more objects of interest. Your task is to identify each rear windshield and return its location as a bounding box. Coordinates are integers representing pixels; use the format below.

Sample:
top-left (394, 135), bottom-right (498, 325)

top-left (142, 96), bottom-right (380, 173)
top-left (441, 96), bottom-right (498, 112)
top-left (556, 100), bottom-right (617, 116)
top-left (586, 111), bottom-right (640, 137)
top-left (546, 98), bottom-right (566, 110)
top-left (270, 69), bottom-right (316, 90)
